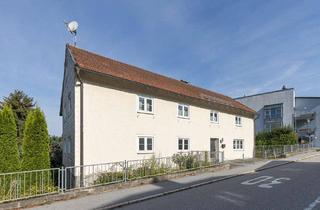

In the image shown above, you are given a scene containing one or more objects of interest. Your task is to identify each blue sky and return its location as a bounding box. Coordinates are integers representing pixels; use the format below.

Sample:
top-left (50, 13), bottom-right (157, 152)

top-left (0, 0), bottom-right (320, 135)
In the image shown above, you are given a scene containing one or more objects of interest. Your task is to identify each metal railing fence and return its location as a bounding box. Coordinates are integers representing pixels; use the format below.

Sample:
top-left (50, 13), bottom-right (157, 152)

top-left (126, 151), bottom-right (223, 181)
top-left (0, 168), bottom-right (60, 203)
top-left (63, 161), bottom-right (126, 191)
top-left (255, 143), bottom-right (314, 159)
top-left (0, 151), bottom-right (223, 203)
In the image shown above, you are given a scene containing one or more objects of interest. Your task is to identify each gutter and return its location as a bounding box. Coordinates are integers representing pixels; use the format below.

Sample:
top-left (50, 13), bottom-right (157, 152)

top-left (75, 65), bottom-right (84, 187)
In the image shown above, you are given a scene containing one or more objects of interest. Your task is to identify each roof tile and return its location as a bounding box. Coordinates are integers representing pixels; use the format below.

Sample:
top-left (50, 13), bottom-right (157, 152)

top-left (67, 45), bottom-right (255, 115)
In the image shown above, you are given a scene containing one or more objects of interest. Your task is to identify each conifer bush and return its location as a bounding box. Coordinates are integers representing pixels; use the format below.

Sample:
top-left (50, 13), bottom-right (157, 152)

top-left (0, 105), bottom-right (20, 173)
top-left (22, 108), bottom-right (50, 171)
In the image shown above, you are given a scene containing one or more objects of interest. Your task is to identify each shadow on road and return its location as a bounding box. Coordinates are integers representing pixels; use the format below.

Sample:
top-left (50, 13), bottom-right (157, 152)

top-left (94, 160), bottom-right (300, 209)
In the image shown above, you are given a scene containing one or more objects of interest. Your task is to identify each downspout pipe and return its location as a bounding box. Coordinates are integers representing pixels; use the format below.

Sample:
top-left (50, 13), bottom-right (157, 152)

top-left (75, 66), bottom-right (84, 187)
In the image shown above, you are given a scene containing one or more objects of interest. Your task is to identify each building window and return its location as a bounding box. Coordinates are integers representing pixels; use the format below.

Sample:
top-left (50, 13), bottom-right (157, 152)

top-left (178, 104), bottom-right (189, 118)
top-left (178, 138), bottom-right (189, 151)
top-left (233, 139), bottom-right (244, 150)
top-left (138, 136), bottom-right (154, 153)
top-left (264, 104), bottom-right (283, 131)
top-left (235, 116), bottom-right (242, 126)
top-left (138, 96), bottom-right (153, 113)
top-left (210, 111), bottom-right (219, 123)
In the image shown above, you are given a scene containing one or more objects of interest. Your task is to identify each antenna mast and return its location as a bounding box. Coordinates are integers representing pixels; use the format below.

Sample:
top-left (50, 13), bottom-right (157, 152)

top-left (65, 20), bottom-right (79, 46)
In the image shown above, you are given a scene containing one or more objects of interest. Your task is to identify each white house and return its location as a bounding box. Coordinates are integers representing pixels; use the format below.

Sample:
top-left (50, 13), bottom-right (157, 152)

top-left (60, 45), bottom-right (256, 167)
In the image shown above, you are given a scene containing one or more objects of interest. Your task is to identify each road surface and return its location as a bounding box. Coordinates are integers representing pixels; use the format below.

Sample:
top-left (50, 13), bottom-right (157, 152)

top-left (103, 155), bottom-right (320, 210)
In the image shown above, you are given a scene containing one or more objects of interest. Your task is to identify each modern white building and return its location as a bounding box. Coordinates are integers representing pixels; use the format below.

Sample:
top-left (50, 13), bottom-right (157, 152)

top-left (60, 45), bottom-right (256, 167)
top-left (236, 87), bottom-right (320, 147)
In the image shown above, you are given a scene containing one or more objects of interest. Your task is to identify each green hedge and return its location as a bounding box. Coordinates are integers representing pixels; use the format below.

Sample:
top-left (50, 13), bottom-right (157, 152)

top-left (256, 126), bottom-right (297, 146)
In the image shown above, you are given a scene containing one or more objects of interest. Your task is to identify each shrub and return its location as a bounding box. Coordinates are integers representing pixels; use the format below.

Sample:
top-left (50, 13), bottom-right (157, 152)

top-left (127, 156), bottom-right (170, 179)
top-left (94, 171), bottom-right (124, 185)
top-left (256, 126), bottom-right (297, 146)
top-left (172, 153), bottom-right (201, 170)
top-left (0, 105), bottom-right (20, 173)
top-left (22, 108), bottom-right (50, 171)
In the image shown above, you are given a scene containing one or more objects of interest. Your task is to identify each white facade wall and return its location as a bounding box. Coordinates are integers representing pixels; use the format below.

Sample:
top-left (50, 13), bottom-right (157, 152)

top-left (76, 81), bottom-right (254, 165)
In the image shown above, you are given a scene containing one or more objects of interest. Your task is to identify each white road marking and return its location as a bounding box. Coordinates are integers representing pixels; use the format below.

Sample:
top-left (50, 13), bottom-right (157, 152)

top-left (258, 178), bottom-right (290, 189)
top-left (304, 195), bottom-right (320, 210)
top-left (241, 176), bottom-right (290, 189)
top-left (241, 176), bottom-right (273, 185)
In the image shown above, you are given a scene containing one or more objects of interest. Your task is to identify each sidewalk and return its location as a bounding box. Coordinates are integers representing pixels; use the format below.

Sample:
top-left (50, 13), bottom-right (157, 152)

top-left (30, 151), bottom-right (319, 210)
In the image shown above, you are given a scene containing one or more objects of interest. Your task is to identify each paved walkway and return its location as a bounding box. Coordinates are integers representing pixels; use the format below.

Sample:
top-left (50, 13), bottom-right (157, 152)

top-left (31, 151), bottom-right (319, 210)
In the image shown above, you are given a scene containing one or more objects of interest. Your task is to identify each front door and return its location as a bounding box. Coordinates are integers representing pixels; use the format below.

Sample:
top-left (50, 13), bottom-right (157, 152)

top-left (210, 138), bottom-right (219, 160)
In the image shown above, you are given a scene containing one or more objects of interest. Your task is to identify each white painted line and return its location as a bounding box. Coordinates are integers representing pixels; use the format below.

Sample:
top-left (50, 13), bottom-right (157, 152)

top-left (304, 195), bottom-right (320, 210)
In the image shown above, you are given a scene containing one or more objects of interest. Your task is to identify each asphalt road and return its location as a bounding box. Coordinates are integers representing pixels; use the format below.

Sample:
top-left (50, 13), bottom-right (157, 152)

top-left (113, 156), bottom-right (320, 210)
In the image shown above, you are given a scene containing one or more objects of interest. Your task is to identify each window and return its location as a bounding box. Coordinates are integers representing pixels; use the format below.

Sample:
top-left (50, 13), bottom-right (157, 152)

top-left (235, 116), bottom-right (242, 126)
top-left (137, 136), bottom-right (154, 153)
top-left (178, 104), bottom-right (189, 118)
top-left (264, 104), bottom-right (282, 121)
top-left (233, 139), bottom-right (244, 150)
top-left (138, 96), bottom-right (153, 113)
top-left (263, 104), bottom-right (283, 131)
top-left (178, 138), bottom-right (189, 151)
top-left (210, 111), bottom-right (219, 123)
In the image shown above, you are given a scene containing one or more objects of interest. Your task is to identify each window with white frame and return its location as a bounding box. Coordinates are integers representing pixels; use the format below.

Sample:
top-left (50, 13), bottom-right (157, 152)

top-left (210, 111), bottom-right (219, 123)
top-left (235, 116), bottom-right (242, 126)
top-left (178, 104), bottom-right (189, 118)
top-left (233, 139), bottom-right (244, 150)
top-left (178, 138), bottom-right (189, 151)
top-left (138, 136), bottom-right (154, 153)
top-left (138, 96), bottom-right (153, 113)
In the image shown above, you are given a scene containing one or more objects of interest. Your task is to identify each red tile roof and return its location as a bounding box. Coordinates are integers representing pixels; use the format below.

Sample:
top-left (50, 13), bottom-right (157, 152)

top-left (67, 45), bottom-right (255, 116)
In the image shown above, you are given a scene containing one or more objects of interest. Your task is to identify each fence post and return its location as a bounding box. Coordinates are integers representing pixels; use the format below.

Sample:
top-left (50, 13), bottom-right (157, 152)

top-left (61, 167), bottom-right (64, 193)
top-left (264, 150), bottom-right (267, 159)
top-left (273, 148), bottom-right (276, 159)
top-left (124, 160), bottom-right (127, 182)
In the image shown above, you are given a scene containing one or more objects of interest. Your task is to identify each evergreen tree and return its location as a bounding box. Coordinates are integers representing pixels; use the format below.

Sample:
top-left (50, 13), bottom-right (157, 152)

top-left (50, 136), bottom-right (63, 168)
top-left (22, 108), bottom-right (50, 171)
top-left (0, 90), bottom-right (35, 155)
top-left (0, 105), bottom-right (20, 173)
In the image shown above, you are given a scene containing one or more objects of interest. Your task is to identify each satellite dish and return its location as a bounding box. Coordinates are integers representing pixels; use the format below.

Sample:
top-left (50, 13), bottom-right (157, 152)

top-left (66, 21), bottom-right (79, 34)
top-left (64, 20), bottom-right (79, 46)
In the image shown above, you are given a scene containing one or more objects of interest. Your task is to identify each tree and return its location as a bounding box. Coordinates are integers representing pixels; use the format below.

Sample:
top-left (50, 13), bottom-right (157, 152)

top-left (22, 108), bottom-right (50, 171)
top-left (50, 136), bottom-right (62, 168)
top-left (0, 105), bottom-right (20, 173)
top-left (0, 90), bottom-right (35, 154)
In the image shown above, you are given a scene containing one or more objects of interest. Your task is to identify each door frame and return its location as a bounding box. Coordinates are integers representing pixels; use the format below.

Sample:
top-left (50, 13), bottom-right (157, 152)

top-left (210, 137), bottom-right (220, 159)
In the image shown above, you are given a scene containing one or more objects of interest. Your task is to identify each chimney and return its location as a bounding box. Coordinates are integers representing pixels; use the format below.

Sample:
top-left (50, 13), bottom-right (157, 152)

top-left (180, 80), bottom-right (189, 84)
